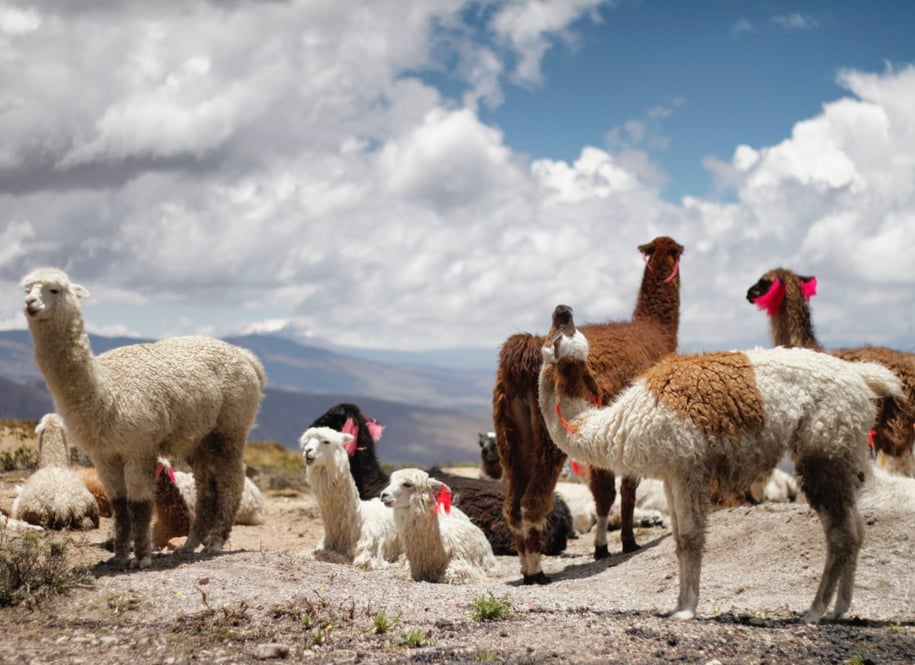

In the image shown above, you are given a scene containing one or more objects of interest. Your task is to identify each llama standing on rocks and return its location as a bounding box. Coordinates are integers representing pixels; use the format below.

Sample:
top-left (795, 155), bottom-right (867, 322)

top-left (381, 468), bottom-right (496, 584)
top-left (747, 268), bottom-right (915, 466)
top-left (21, 268), bottom-right (266, 569)
top-left (12, 413), bottom-right (99, 530)
top-left (300, 426), bottom-right (401, 569)
top-left (539, 304), bottom-right (901, 622)
top-left (493, 236), bottom-right (683, 584)
top-left (307, 402), bottom-right (573, 556)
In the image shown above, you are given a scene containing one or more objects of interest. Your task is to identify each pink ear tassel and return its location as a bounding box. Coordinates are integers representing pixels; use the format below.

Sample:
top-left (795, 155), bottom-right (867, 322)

top-left (435, 485), bottom-right (452, 514)
top-left (366, 419), bottom-right (385, 442)
top-left (752, 278), bottom-right (786, 317)
top-left (800, 277), bottom-right (817, 301)
top-left (664, 257), bottom-right (680, 283)
top-left (341, 417), bottom-right (360, 456)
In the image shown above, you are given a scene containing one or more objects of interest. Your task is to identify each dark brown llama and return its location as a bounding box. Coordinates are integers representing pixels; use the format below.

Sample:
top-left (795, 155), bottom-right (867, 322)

top-left (493, 236), bottom-right (683, 584)
top-left (747, 268), bottom-right (915, 463)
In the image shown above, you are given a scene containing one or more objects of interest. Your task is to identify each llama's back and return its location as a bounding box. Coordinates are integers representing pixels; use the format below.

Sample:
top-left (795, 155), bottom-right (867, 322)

top-left (582, 319), bottom-right (673, 398)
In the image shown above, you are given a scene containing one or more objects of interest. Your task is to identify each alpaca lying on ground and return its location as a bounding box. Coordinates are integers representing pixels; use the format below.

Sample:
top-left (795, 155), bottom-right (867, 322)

top-left (76, 467), bottom-right (113, 518)
top-left (300, 427), bottom-right (401, 569)
top-left (169, 467), bottom-right (265, 526)
top-left (553, 479), bottom-right (666, 535)
top-left (21, 268), bottom-right (266, 569)
top-left (307, 402), bottom-right (572, 556)
top-left (380, 468), bottom-right (496, 584)
top-left (747, 268), bottom-right (915, 467)
top-left (12, 414), bottom-right (99, 530)
top-left (858, 465), bottom-right (915, 513)
top-left (539, 304), bottom-right (901, 622)
top-left (494, 237), bottom-right (683, 585)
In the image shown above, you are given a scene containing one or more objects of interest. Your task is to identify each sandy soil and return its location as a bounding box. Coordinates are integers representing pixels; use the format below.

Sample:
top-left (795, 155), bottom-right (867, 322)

top-left (1, 468), bottom-right (913, 665)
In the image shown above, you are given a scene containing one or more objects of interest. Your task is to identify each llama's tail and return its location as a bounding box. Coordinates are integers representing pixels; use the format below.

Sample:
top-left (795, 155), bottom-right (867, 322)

top-left (853, 361), bottom-right (904, 400)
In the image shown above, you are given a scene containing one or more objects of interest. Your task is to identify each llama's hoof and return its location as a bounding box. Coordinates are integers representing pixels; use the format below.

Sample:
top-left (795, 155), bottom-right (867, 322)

top-left (129, 555), bottom-right (152, 570)
top-left (593, 544), bottom-right (610, 560)
top-left (621, 539), bottom-right (641, 554)
top-left (669, 609), bottom-right (695, 621)
top-left (106, 554), bottom-right (130, 570)
top-left (522, 571), bottom-right (552, 585)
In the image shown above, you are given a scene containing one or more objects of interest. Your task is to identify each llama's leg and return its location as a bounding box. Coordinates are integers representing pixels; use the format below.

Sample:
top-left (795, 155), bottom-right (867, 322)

top-left (588, 467), bottom-right (616, 559)
top-left (666, 477), bottom-right (708, 620)
top-left (520, 454), bottom-right (565, 585)
top-left (96, 461), bottom-right (130, 566)
top-left (798, 457), bottom-right (864, 623)
top-left (193, 433), bottom-right (245, 554)
top-left (619, 474), bottom-right (641, 553)
top-left (123, 457), bottom-right (157, 569)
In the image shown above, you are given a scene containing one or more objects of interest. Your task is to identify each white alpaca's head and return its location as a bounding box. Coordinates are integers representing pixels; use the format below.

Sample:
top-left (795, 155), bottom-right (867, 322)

top-left (35, 412), bottom-right (69, 469)
top-left (299, 426), bottom-right (354, 470)
top-left (380, 468), bottom-right (451, 513)
top-left (542, 304), bottom-right (589, 365)
top-left (21, 267), bottom-right (89, 323)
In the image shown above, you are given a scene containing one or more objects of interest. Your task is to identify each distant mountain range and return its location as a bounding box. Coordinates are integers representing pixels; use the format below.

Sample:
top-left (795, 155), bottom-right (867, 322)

top-left (0, 330), bottom-right (497, 466)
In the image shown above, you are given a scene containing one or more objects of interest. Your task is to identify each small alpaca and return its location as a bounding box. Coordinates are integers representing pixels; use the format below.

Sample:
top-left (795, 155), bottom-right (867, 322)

top-left (747, 268), bottom-right (915, 465)
top-left (12, 414), bottom-right (99, 530)
top-left (21, 268), bottom-right (266, 568)
top-left (494, 236), bottom-right (683, 584)
top-left (478, 432), bottom-right (502, 480)
top-left (299, 427), bottom-right (401, 569)
top-left (380, 468), bottom-right (497, 584)
top-left (539, 304), bottom-right (901, 622)
top-left (307, 402), bottom-right (573, 556)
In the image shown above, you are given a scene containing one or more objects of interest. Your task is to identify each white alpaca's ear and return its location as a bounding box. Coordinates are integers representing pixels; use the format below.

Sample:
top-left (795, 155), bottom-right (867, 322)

top-left (340, 433), bottom-right (354, 444)
top-left (72, 283), bottom-right (90, 299)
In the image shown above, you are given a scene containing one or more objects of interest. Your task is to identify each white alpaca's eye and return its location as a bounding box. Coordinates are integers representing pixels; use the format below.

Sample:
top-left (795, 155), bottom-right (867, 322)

top-left (49, 289), bottom-right (59, 295)
top-left (402, 482), bottom-right (412, 488)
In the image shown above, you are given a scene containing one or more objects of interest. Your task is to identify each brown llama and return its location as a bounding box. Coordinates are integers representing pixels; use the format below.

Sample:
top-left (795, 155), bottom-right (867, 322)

top-left (747, 268), bottom-right (915, 465)
top-left (493, 235), bottom-right (682, 584)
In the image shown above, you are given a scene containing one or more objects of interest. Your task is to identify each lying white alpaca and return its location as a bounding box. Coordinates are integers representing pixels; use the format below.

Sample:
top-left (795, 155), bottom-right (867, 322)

top-left (299, 427), bottom-right (401, 569)
top-left (170, 468), bottom-right (265, 526)
top-left (555, 478), bottom-right (667, 535)
top-left (859, 465), bottom-right (915, 512)
top-left (539, 305), bottom-right (901, 623)
top-left (380, 468), bottom-right (497, 584)
top-left (21, 268), bottom-right (265, 569)
top-left (12, 414), bottom-right (99, 530)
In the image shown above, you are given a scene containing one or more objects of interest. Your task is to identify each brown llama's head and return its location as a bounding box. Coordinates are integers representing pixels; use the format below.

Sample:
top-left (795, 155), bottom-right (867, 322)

top-left (746, 268), bottom-right (817, 316)
top-left (638, 236), bottom-right (684, 283)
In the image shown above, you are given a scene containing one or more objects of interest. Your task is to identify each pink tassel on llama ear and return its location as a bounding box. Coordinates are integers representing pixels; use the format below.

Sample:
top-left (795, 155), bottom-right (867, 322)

top-left (752, 278), bottom-right (786, 317)
top-left (366, 418), bottom-right (385, 442)
top-left (664, 257), bottom-right (681, 283)
top-left (434, 485), bottom-right (452, 514)
top-left (341, 417), bottom-right (362, 456)
top-left (800, 276), bottom-right (817, 301)
top-left (155, 462), bottom-right (176, 484)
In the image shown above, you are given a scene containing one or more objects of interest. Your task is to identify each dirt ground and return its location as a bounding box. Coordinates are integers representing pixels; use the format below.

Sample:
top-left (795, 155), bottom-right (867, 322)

top-left (1, 465), bottom-right (913, 665)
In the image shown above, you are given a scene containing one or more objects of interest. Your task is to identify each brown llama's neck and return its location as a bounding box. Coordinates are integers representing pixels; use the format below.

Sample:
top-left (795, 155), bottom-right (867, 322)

top-left (770, 275), bottom-right (823, 350)
top-left (632, 264), bottom-right (680, 352)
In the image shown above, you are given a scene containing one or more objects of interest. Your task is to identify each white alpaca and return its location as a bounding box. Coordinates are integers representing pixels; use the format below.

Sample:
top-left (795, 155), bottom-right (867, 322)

top-left (539, 305), bottom-right (901, 623)
top-left (171, 469), bottom-right (265, 526)
top-left (859, 465), bottom-right (915, 512)
top-left (21, 268), bottom-right (266, 569)
top-left (380, 468), bottom-right (497, 584)
top-left (299, 427), bottom-right (401, 570)
top-left (555, 478), bottom-right (667, 535)
top-left (12, 414), bottom-right (99, 530)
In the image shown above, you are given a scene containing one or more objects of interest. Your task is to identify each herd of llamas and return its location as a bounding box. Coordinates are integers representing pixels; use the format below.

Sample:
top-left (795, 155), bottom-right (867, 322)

top-left (3, 244), bottom-right (914, 623)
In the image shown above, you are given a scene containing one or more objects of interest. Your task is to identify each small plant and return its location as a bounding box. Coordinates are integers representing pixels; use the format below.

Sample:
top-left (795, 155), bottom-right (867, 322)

top-left (310, 626), bottom-right (331, 646)
top-left (399, 628), bottom-right (427, 647)
top-left (0, 445), bottom-right (37, 471)
top-left (473, 649), bottom-right (504, 663)
top-left (471, 592), bottom-right (512, 622)
top-left (369, 611), bottom-right (397, 634)
top-left (0, 531), bottom-right (92, 608)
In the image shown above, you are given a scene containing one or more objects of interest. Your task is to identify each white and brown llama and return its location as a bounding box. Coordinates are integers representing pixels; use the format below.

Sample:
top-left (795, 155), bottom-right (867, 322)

top-left (539, 304), bottom-right (901, 622)
top-left (747, 268), bottom-right (915, 471)
top-left (493, 236), bottom-right (682, 584)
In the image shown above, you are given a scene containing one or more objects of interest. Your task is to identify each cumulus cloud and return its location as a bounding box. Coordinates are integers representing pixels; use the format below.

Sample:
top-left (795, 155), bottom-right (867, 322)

top-left (0, 1), bottom-right (912, 358)
top-left (771, 13), bottom-right (818, 31)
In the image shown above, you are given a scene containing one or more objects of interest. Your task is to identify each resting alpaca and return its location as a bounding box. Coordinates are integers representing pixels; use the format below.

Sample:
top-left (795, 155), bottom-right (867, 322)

top-left (21, 268), bottom-right (266, 568)
top-left (307, 402), bottom-right (572, 556)
top-left (300, 427), bottom-right (401, 569)
top-left (539, 304), bottom-right (901, 622)
top-left (747, 268), bottom-right (915, 466)
top-left (494, 236), bottom-right (683, 584)
top-left (380, 468), bottom-right (496, 584)
top-left (12, 413), bottom-right (99, 530)
top-left (478, 432), bottom-right (502, 480)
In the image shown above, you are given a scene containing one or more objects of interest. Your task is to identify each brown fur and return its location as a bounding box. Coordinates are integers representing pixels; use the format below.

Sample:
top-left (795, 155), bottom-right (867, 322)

top-left (76, 467), bottom-right (113, 518)
top-left (644, 352), bottom-right (766, 440)
top-left (150, 464), bottom-right (194, 550)
top-left (494, 236), bottom-right (683, 582)
top-left (747, 267), bottom-right (915, 459)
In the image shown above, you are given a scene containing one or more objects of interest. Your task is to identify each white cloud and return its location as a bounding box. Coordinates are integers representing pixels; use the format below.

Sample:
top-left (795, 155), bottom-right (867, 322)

top-left (771, 13), bottom-right (818, 31)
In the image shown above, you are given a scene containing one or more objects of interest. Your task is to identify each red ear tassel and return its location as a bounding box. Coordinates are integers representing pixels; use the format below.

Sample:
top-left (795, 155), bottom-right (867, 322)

top-left (867, 429), bottom-right (876, 448)
top-left (435, 485), bottom-right (452, 514)
top-left (752, 278), bottom-right (786, 317)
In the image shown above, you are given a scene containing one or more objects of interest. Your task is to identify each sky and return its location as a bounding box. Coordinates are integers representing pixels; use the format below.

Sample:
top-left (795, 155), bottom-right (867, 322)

top-left (1, 0), bottom-right (914, 362)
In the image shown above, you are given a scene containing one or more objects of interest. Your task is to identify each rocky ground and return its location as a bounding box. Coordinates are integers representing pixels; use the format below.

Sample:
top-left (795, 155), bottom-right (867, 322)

top-left (1, 460), bottom-right (913, 664)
